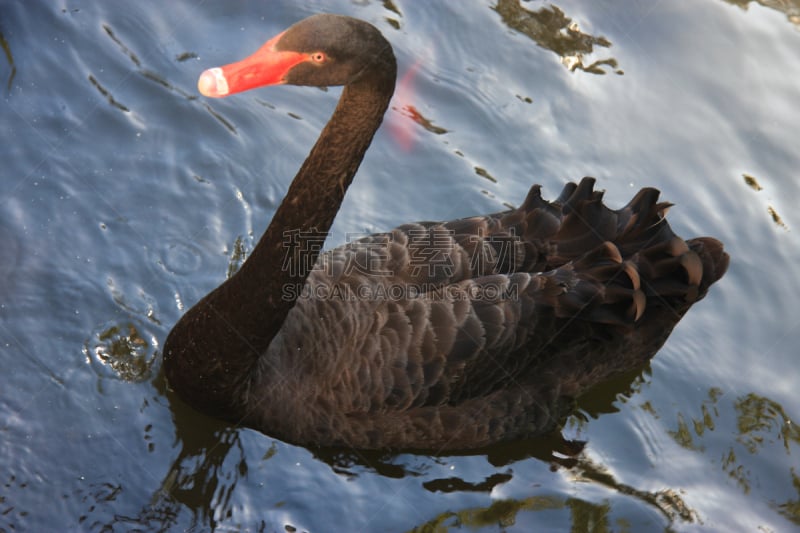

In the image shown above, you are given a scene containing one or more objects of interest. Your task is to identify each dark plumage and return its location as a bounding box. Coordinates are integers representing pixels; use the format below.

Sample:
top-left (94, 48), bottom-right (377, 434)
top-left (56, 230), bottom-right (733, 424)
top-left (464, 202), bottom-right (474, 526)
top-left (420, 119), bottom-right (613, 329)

top-left (164, 14), bottom-right (728, 451)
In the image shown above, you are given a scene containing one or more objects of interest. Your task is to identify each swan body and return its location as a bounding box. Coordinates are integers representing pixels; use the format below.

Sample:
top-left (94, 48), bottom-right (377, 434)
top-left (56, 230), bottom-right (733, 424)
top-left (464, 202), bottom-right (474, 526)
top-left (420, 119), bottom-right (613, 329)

top-left (164, 14), bottom-right (728, 450)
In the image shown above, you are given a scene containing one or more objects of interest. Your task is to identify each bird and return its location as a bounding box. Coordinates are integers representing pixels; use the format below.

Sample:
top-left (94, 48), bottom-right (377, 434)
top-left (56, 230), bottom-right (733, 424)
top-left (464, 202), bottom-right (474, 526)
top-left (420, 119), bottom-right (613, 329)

top-left (163, 13), bottom-right (728, 451)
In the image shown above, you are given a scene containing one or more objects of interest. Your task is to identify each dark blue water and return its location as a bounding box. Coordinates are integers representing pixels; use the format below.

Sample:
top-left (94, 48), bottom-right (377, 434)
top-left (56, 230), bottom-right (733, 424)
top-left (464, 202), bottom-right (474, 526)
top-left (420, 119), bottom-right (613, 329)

top-left (2, 1), bottom-right (799, 531)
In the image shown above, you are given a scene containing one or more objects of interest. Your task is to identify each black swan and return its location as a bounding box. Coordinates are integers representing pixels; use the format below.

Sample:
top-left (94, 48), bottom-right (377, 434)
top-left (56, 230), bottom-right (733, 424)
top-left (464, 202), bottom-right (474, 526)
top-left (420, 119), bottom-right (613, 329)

top-left (164, 14), bottom-right (728, 450)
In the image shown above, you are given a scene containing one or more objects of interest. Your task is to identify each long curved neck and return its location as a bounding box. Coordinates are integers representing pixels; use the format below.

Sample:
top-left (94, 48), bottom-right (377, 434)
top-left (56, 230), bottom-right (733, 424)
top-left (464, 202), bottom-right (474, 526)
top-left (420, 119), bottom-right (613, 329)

top-left (233, 55), bottom-right (396, 342)
top-left (164, 48), bottom-right (396, 417)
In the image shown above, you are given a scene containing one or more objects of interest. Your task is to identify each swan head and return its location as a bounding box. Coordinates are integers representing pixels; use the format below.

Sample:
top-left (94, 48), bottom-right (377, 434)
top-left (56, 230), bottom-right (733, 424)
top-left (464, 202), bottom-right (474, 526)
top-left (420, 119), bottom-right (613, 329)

top-left (198, 14), bottom-right (392, 98)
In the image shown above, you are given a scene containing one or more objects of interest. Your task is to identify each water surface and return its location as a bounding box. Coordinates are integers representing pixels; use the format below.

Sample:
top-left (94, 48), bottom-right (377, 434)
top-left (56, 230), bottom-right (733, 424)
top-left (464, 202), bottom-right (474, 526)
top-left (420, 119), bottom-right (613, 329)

top-left (2, 1), bottom-right (799, 531)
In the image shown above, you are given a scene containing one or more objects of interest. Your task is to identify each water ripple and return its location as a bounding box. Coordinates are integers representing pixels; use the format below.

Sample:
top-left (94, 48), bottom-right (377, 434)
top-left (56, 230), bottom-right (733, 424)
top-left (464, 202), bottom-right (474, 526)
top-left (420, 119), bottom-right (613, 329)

top-left (83, 319), bottom-right (159, 383)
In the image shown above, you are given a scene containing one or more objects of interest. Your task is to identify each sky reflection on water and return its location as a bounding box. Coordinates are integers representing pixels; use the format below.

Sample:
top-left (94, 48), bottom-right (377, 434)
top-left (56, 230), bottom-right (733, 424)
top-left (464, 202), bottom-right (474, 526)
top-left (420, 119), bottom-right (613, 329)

top-left (1, 1), bottom-right (799, 531)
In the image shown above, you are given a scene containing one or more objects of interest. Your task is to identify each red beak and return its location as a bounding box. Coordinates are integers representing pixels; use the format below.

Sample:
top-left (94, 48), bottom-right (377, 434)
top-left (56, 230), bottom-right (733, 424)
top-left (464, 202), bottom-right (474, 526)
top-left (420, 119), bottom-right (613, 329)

top-left (198, 31), bottom-right (308, 97)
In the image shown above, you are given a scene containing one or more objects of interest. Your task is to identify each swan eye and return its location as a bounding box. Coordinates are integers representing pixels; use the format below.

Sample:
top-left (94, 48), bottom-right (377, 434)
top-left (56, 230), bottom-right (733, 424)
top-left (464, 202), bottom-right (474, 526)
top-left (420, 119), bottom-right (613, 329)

top-left (310, 52), bottom-right (327, 64)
